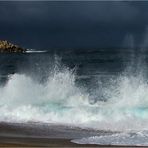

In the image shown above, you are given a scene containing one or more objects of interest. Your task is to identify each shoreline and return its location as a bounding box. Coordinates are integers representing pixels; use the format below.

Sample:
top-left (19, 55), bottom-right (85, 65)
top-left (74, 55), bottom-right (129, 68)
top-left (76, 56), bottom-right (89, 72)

top-left (0, 136), bottom-right (97, 147)
top-left (0, 137), bottom-right (144, 147)
top-left (0, 122), bottom-right (146, 147)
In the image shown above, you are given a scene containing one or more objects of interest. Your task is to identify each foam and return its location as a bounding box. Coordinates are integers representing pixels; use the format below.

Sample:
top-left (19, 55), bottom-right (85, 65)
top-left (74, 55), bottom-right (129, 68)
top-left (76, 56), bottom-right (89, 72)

top-left (71, 132), bottom-right (148, 146)
top-left (0, 58), bottom-right (148, 131)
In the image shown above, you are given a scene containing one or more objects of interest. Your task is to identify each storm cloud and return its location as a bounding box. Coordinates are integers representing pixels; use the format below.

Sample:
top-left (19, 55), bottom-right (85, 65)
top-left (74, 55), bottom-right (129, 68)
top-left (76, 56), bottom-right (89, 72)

top-left (0, 1), bottom-right (147, 49)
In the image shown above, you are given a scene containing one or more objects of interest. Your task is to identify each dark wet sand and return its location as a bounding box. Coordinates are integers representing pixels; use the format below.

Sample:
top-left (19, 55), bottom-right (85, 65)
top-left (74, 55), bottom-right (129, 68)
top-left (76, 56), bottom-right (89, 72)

top-left (0, 136), bottom-right (97, 147)
top-left (0, 122), bottom-right (146, 147)
top-left (0, 138), bottom-right (144, 147)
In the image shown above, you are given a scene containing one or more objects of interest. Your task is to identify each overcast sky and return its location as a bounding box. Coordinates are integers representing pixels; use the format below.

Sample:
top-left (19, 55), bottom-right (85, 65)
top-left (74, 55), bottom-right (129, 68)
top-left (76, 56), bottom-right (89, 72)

top-left (0, 1), bottom-right (148, 49)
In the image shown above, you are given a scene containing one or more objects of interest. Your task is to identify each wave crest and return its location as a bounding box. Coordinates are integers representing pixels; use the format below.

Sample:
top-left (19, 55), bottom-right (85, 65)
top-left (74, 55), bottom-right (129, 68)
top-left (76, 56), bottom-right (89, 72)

top-left (0, 57), bottom-right (148, 131)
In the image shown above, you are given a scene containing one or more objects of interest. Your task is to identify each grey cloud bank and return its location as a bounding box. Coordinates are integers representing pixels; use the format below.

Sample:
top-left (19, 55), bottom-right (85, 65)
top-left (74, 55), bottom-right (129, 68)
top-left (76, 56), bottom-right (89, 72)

top-left (0, 1), bottom-right (147, 49)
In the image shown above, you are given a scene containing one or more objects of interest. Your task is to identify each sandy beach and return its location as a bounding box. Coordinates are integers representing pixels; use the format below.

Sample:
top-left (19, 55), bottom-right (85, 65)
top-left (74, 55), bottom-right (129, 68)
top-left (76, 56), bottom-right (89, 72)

top-left (0, 122), bottom-right (146, 147)
top-left (0, 137), bottom-right (144, 147)
top-left (0, 122), bottom-right (100, 147)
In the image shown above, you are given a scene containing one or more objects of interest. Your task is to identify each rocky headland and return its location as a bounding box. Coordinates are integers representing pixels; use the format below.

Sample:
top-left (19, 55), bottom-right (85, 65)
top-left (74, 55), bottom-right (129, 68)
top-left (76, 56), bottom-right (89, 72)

top-left (0, 40), bottom-right (26, 53)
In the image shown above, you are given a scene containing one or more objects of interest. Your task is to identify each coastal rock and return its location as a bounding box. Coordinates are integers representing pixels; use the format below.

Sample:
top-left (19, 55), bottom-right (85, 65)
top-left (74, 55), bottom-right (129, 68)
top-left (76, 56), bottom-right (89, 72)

top-left (0, 40), bottom-right (26, 53)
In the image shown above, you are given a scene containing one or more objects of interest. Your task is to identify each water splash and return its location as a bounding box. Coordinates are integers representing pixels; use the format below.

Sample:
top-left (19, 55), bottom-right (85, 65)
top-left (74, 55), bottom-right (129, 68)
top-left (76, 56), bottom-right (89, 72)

top-left (0, 55), bottom-right (148, 132)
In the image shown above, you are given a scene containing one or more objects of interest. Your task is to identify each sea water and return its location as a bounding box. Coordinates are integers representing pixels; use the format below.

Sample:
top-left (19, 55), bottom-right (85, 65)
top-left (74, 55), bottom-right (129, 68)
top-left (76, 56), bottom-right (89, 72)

top-left (0, 46), bottom-right (148, 145)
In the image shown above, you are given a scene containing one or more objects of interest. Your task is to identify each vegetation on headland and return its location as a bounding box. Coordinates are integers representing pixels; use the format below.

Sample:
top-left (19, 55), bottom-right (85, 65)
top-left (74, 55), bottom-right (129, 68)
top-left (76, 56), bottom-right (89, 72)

top-left (0, 40), bottom-right (26, 53)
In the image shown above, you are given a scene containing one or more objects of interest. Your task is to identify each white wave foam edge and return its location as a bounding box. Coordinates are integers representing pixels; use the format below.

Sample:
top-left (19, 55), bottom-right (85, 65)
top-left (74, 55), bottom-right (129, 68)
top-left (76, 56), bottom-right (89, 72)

top-left (26, 49), bottom-right (47, 53)
top-left (71, 132), bottom-right (148, 146)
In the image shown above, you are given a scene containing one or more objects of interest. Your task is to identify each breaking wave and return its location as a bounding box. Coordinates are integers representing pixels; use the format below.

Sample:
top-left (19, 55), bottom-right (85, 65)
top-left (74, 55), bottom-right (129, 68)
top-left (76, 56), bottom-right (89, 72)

top-left (0, 55), bottom-right (148, 132)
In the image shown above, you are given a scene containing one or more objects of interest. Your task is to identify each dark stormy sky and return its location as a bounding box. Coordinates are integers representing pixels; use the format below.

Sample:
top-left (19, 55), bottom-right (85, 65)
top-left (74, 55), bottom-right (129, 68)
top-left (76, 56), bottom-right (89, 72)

top-left (0, 1), bottom-right (148, 50)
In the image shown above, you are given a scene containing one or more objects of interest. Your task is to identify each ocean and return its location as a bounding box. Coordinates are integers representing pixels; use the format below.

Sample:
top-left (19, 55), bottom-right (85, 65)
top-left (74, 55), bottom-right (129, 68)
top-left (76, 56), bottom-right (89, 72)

top-left (0, 47), bottom-right (148, 146)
